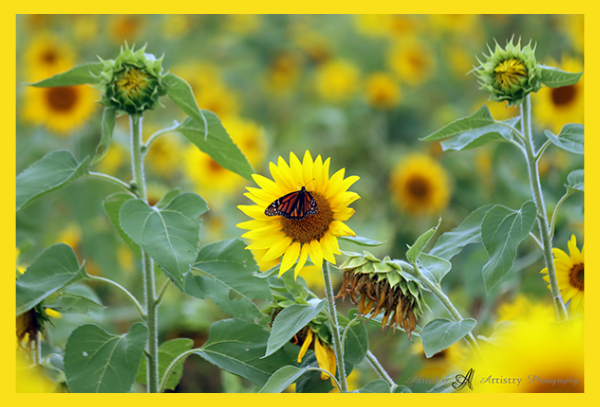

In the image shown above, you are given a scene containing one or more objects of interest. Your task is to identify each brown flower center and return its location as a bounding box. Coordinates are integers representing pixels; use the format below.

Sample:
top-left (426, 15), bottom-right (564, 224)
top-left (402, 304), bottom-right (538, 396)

top-left (41, 50), bottom-right (57, 65)
top-left (207, 157), bottom-right (226, 175)
top-left (46, 86), bottom-right (79, 112)
top-left (406, 175), bottom-right (431, 199)
top-left (280, 192), bottom-right (333, 244)
top-left (551, 85), bottom-right (577, 106)
top-left (569, 263), bottom-right (584, 291)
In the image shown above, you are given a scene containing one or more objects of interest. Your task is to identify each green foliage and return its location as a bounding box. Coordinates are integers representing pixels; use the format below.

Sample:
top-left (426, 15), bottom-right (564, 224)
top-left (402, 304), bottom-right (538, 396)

top-left (417, 253), bottom-right (452, 286)
top-left (196, 318), bottom-right (297, 387)
top-left (481, 201), bottom-right (537, 292)
top-left (430, 205), bottom-right (494, 260)
top-left (177, 112), bottom-right (254, 181)
top-left (44, 283), bottom-right (104, 315)
top-left (407, 217), bottom-right (441, 264)
top-left (422, 106), bottom-right (506, 142)
top-left (136, 338), bottom-right (194, 391)
top-left (339, 235), bottom-right (387, 247)
top-left (103, 193), bottom-right (142, 259)
top-left (566, 169), bottom-right (584, 193)
top-left (164, 73), bottom-right (208, 137)
top-left (342, 312), bottom-right (368, 365)
top-left (64, 323), bottom-right (148, 393)
top-left (539, 65), bottom-right (583, 88)
top-left (258, 366), bottom-right (308, 393)
top-left (357, 379), bottom-right (391, 393)
top-left (29, 62), bottom-right (104, 87)
top-left (16, 150), bottom-right (90, 212)
top-left (440, 117), bottom-right (519, 151)
top-left (185, 239), bottom-right (271, 323)
top-left (544, 123), bottom-right (584, 155)
top-left (16, 244), bottom-right (85, 316)
top-left (265, 300), bottom-right (326, 357)
top-left (92, 107), bottom-right (117, 165)
top-left (119, 192), bottom-right (208, 288)
top-left (420, 318), bottom-right (477, 358)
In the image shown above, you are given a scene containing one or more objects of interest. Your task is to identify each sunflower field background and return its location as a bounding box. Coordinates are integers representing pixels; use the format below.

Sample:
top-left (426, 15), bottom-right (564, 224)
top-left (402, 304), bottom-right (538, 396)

top-left (16, 14), bottom-right (584, 393)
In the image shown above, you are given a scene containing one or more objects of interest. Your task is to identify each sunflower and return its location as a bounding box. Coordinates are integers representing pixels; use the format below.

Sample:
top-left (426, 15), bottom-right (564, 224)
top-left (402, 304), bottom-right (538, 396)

top-left (265, 52), bottom-right (302, 96)
top-left (22, 85), bottom-right (98, 135)
top-left (354, 14), bottom-right (394, 37)
top-left (533, 56), bottom-right (583, 134)
top-left (108, 15), bottom-right (145, 44)
top-left (315, 60), bottom-right (359, 103)
top-left (184, 147), bottom-right (244, 198)
top-left (388, 39), bottom-right (435, 87)
top-left (496, 294), bottom-right (556, 323)
top-left (238, 151), bottom-right (360, 278)
top-left (541, 235), bottom-right (584, 314)
top-left (24, 33), bottom-right (75, 82)
top-left (144, 126), bottom-right (182, 178)
top-left (221, 117), bottom-right (267, 168)
top-left (390, 153), bottom-right (451, 215)
top-left (364, 72), bottom-right (401, 109)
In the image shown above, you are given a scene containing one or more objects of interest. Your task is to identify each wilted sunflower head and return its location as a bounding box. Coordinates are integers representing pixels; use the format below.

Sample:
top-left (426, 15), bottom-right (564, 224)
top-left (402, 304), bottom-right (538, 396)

top-left (474, 37), bottom-right (542, 106)
top-left (335, 251), bottom-right (428, 340)
top-left (16, 304), bottom-right (51, 348)
top-left (97, 43), bottom-right (168, 116)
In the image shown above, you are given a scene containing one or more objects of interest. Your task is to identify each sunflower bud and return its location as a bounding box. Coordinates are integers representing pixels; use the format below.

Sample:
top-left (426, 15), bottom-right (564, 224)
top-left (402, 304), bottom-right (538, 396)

top-left (16, 304), bottom-right (51, 349)
top-left (97, 44), bottom-right (167, 116)
top-left (335, 251), bottom-right (427, 340)
top-left (475, 38), bottom-right (542, 106)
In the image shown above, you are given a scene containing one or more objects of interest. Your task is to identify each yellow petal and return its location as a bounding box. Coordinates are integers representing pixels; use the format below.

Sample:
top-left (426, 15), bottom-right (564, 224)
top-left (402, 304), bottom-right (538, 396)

top-left (327, 174), bottom-right (359, 200)
top-left (236, 219), bottom-right (270, 230)
top-left (246, 233), bottom-right (287, 250)
top-left (280, 241), bottom-right (301, 276)
top-left (329, 220), bottom-right (356, 237)
top-left (252, 173), bottom-right (286, 197)
top-left (309, 239), bottom-right (324, 271)
top-left (333, 207), bottom-right (355, 222)
top-left (297, 329), bottom-right (313, 363)
top-left (302, 151), bottom-right (314, 187)
top-left (568, 235), bottom-right (583, 263)
top-left (319, 234), bottom-right (337, 264)
top-left (245, 186), bottom-right (279, 205)
top-left (313, 155), bottom-right (324, 191)
top-left (269, 161), bottom-right (296, 193)
top-left (315, 339), bottom-right (336, 380)
top-left (241, 223), bottom-right (282, 240)
top-left (325, 168), bottom-right (346, 198)
top-left (238, 205), bottom-right (268, 220)
top-left (289, 151), bottom-right (304, 185)
top-left (294, 244), bottom-right (310, 278)
top-left (262, 235), bottom-right (293, 262)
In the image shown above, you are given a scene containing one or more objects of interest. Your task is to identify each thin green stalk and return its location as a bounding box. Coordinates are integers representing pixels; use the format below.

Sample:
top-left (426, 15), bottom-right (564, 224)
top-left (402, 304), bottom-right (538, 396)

top-left (160, 349), bottom-right (200, 392)
top-left (529, 232), bottom-right (543, 251)
top-left (340, 314), bottom-right (362, 354)
top-left (322, 261), bottom-right (348, 392)
top-left (306, 368), bottom-right (342, 392)
top-left (142, 121), bottom-right (180, 155)
top-left (550, 191), bottom-right (574, 240)
top-left (130, 114), bottom-right (160, 392)
top-left (87, 172), bottom-right (136, 196)
top-left (366, 350), bottom-right (396, 391)
top-left (87, 275), bottom-right (145, 318)
top-left (520, 95), bottom-right (568, 321)
top-left (31, 332), bottom-right (42, 365)
top-left (535, 139), bottom-right (552, 162)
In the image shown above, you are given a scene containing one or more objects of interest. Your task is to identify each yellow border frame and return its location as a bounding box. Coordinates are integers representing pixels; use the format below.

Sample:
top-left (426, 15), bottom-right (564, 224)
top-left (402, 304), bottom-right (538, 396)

top-left (4, 5), bottom-right (598, 404)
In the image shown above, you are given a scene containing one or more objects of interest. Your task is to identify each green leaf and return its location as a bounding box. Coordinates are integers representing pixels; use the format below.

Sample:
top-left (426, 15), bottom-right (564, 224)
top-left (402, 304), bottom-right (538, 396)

top-left (477, 320), bottom-right (520, 347)
top-left (544, 123), bottom-right (584, 155)
top-left (481, 201), bottom-right (537, 292)
top-left (197, 318), bottom-right (296, 386)
top-left (421, 105), bottom-right (497, 142)
top-left (92, 107), bottom-right (117, 165)
top-left (407, 218), bottom-right (441, 264)
top-left (178, 113), bottom-right (254, 181)
top-left (258, 366), bottom-right (308, 393)
top-left (136, 338), bottom-right (194, 391)
top-left (357, 379), bottom-right (391, 393)
top-left (164, 73), bottom-right (208, 138)
top-left (339, 235), bottom-right (387, 247)
top-left (343, 317), bottom-right (368, 365)
top-left (185, 239), bottom-right (271, 322)
top-left (30, 62), bottom-right (103, 87)
top-left (566, 169), bottom-right (584, 193)
top-left (16, 150), bottom-right (90, 212)
top-left (16, 244), bottom-right (85, 316)
top-left (120, 193), bottom-right (207, 288)
top-left (540, 65), bottom-right (583, 88)
top-left (265, 300), bottom-right (326, 357)
top-left (64, 323), bottom-right (148, 393)
top-left (430, 205), bottom-right (494, 260)
top-left (417, 253), bottom-right (452, 285)
top-left (103, 193), bottom-right (142, 259)
top-left (294, 353), bottom-right (335, 393)
top-left (421, 318), bottom-right (477, 358)
top-left (440, 117), bottom-right (519, 151)
top-left (44, 283), bottom-right (104, 315)
top-left (156, 188), bottom-right (182, 209)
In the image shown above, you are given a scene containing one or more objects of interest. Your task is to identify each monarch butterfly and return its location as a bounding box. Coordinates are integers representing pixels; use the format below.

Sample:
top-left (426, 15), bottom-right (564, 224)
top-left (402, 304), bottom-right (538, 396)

top-left (264, 186), bottom-right (318, 220)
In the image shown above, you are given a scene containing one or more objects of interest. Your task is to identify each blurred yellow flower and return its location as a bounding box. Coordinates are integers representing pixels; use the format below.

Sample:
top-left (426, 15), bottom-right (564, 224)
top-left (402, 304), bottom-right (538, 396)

top-left (73, 15), bottom-right (99, 43)
top-left (411, 341), bottom-right (467, 379)
top-left (364, 72), bottom-right (401, 109)
top-left (223, 14), bottom-right (261, 34)
top-left (185, 147), bottom-right (244, 198)
top-left (144, 132), bottom-right (182, 178)
top-left (389, 15), bottom-right (424, 38)
top-left (354, 14), bottom-right (394, 37)
top-left (446, 45), bottom-right (474, 80)
top-left (56, 223), bottom-right (82, 253)
top-left (238, 151), bottom-right (359, 278)
top-left (195, 84), bottom-right (238, 119)
top-left (117, 244), bottom-right (135, 274)
top-left (22, 85), bottom-right (99, 135)
top-left (316, 60), bottom-right (359, 102)
top-left (541, 234), bottom-right (584, 315)
top-left (108, 15), bottom-right (144, 44)
top-left (534, 56), bottom-right (583, 134)
top-left (496, 294), bottom-right (555, 323)
top-left (97, 142), bottom-right (127, 175)
top-left (162, 15), bottom-right (191, 39)
top-left (464, 315), bottom-right (583, 392)
top-left (222, 117), bottom-right (267, 168)
top-left (16, 354), bottom-right (55, 393)
top-left (24, 33), bottom-right (75, 82)
top-left (428, 14), bottom-right (481, 38)
top-left (290, 24), bottom-right (332, 64)
top-left (476, 99), bottom-right (520, 121)
top-left (560, 15), bottom-right (583, 53)
top-left (388, 39), bottom-right (435, 86)
top-left (390, 153), bottom-right (451, 215)
top-left (266, 52), bottom-right (302, 96)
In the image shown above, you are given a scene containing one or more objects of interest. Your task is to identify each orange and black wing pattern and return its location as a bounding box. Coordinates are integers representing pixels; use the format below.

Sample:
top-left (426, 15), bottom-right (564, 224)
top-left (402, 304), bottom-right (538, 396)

top-left (264, 186), bottom-right (318, 220)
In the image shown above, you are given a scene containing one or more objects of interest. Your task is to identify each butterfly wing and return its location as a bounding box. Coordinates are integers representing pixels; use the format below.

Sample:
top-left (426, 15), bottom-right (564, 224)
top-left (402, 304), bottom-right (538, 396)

top-left (265, 187), bottom-right (318, 220)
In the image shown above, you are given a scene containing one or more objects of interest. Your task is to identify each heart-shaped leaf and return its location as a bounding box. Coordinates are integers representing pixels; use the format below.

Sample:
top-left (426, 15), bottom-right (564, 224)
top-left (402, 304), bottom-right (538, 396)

top-left (30, 62), bottom-right (103, 87)
top-left (421, 318), bottom-right (477, 358)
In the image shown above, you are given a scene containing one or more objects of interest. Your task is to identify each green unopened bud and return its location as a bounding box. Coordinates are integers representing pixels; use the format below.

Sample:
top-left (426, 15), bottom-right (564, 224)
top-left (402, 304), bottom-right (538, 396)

top-left (336, 251), bottom-right (427, 340)
top-left (475, 37), bottom-right (542, 106)
top-left (97, 44), bottom-right (168, 116)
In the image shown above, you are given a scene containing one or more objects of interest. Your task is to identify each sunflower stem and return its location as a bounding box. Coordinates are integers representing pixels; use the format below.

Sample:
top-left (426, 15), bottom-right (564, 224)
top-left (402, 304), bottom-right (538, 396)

top-left (87, 275), bottom-right (145, 318)
top-left (87, 172), bottom-right (137, 196)
top-left (366, 350), bottom-right (396, 391)
top-left (550, 191), bottom-right (575, 241)
top-left (520, 95), bottom-right (568, 321)
top-left (130, 114), bottom-right (160, 393)
top-left (322, 261), bottom-right (349, 392)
